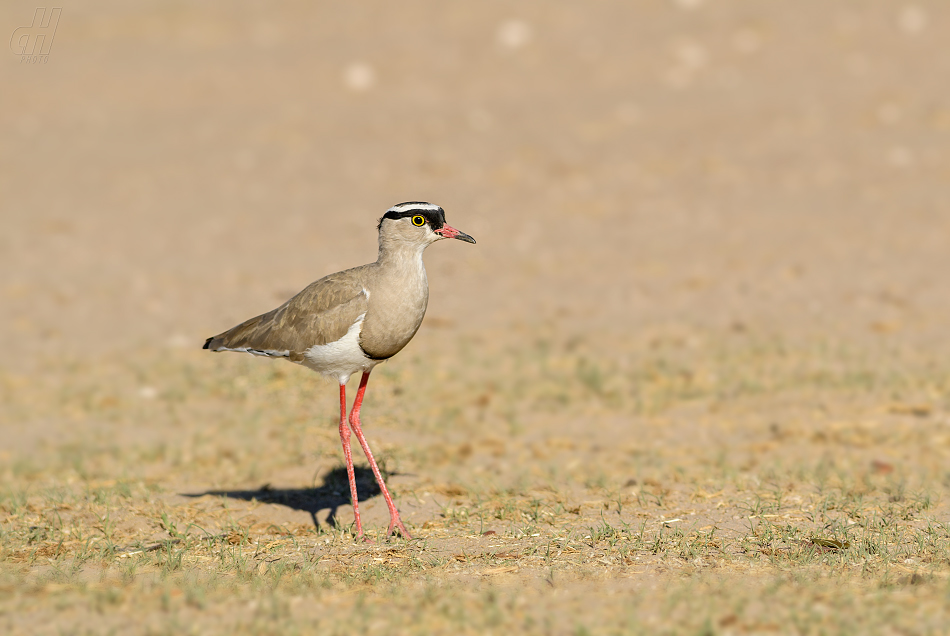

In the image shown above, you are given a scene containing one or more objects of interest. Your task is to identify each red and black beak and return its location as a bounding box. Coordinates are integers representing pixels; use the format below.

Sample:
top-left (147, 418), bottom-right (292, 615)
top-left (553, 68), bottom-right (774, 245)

top-left (435, 224), bottom-right (476, 244)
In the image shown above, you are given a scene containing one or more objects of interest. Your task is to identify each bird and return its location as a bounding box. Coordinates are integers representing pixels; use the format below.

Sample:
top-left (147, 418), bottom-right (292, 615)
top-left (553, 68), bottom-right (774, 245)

top-left (203, 202), bottom-right (475, 540)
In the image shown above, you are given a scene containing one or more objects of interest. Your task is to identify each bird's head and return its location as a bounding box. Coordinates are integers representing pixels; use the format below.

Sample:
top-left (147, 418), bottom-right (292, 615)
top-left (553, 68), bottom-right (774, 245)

top-left (377, 202), bottom-right (476, 248)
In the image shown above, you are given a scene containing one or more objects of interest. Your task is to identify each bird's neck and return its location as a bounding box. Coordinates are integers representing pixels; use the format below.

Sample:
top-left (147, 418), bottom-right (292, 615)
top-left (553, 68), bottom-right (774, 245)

top-left (376, 236), bottom-right (427, 271)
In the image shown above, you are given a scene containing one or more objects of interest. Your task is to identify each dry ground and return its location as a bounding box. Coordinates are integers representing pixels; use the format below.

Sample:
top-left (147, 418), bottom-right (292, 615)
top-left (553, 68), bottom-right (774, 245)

top-left (3, 1), bottom-right (950, 634)
top-left (3, 338), bottom-right (950, 634)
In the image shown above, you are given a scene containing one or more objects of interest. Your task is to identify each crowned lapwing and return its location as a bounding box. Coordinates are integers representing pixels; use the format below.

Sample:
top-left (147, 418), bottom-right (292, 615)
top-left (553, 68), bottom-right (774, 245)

top-left (203, 202), bottom-right (475, 539)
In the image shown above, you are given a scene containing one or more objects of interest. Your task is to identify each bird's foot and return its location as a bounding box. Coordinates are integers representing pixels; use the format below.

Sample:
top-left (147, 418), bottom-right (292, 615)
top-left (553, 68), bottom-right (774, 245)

top-left (387, 517), bottom-right (413, 540)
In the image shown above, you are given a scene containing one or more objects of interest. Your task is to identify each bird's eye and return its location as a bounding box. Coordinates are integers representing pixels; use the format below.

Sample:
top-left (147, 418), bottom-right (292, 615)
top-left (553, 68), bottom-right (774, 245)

top-left (411, 215), bottom-right (426, 227)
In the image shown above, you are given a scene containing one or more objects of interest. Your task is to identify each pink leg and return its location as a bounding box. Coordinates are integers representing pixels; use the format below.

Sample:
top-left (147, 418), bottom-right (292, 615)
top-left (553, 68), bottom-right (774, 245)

top-left (337, 382), bottom-right (364, 539)
top-left (349, 371), bottom-right (412, 538)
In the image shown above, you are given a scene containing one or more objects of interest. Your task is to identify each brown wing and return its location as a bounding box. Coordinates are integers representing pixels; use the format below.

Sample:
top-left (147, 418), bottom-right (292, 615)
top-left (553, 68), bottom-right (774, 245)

top-left (203, 267), bottom-right (371, 363)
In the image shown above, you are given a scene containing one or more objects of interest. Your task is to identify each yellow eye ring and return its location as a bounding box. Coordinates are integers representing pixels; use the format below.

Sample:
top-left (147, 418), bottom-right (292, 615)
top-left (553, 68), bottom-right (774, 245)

top-left (411, 215), bottom-right (426, 227)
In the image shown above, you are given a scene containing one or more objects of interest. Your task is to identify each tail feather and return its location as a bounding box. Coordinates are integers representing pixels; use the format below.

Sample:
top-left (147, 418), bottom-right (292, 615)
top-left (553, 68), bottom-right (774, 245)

top-left (202, 330), bottom-right (296, 361)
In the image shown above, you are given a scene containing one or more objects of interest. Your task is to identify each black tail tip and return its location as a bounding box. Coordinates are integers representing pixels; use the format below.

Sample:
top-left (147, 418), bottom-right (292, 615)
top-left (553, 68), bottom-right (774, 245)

top-left (202, 337), bottom-right (213, 350)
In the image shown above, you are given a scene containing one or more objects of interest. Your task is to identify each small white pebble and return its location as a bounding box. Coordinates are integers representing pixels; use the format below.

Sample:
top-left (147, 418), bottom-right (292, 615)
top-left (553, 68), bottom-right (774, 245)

top-left (672, 0), bottom-right (704, 9)
top-left (674, 40), bottom-right (708, 70)
top-left (887, 146), bottom-right (914, 168)
top-left (496, 19), bottom-right (532, 49)
top-left (897, 5), bottom-right (928, 34)
top-left (343, 62), bottom-right (376, 92)
top-left (664, 40), bottom-right (708, 88)
top-left (138, 386), bottom-right (158, 400)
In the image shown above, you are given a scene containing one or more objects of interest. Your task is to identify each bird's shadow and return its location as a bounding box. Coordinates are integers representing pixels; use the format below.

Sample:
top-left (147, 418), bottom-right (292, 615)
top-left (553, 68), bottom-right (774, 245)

top-left (182, 466), bottom-right (381, 531)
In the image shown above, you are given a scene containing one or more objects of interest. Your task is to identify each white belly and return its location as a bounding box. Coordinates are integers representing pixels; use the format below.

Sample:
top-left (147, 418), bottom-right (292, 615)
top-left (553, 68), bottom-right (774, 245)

top-left (302, 315), bottom-right (379, 384)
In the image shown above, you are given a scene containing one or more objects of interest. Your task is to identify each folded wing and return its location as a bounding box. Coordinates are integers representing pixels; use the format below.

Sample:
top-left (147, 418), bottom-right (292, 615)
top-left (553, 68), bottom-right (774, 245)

top-left (203, 270), bottom-right (370, 363)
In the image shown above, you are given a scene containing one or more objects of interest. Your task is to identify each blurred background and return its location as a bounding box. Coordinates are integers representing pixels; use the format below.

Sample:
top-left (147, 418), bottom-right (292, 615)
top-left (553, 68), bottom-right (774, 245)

top-left (2, 0), bottom-right (949, 365)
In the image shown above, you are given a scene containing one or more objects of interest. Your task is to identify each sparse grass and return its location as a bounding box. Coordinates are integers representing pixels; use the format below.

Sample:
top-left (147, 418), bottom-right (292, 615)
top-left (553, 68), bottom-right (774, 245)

top-left (1, 334), bottom-right (949, 633)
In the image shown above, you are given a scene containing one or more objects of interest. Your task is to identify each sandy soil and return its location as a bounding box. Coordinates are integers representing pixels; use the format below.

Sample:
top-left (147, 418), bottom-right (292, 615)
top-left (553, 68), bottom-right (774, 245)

top-left (2, 1), bottom-right (950, 633)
